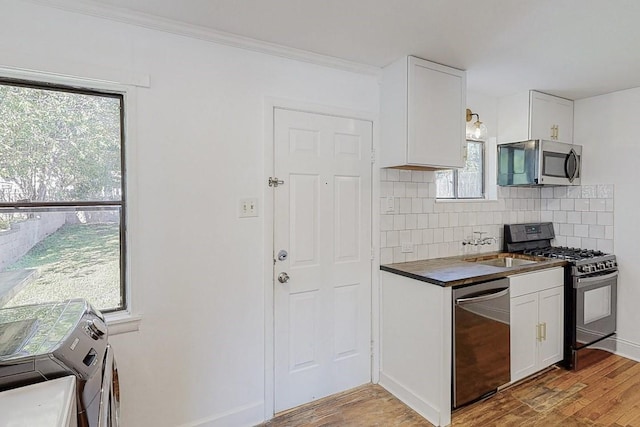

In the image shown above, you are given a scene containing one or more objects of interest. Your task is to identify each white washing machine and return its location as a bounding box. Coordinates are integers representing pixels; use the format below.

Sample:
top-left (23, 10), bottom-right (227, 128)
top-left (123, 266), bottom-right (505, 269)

top-left (0, 299), bottom-right (119, 426)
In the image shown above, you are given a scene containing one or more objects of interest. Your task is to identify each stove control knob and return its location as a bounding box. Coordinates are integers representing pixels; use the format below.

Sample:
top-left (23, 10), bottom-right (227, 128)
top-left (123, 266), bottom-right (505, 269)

top-left (597, 262), bottom-right (605, 270)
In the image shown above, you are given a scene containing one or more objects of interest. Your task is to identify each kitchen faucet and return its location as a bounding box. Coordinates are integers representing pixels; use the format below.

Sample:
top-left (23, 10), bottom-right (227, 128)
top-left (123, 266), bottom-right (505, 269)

top-left (462, 231), bottom-right (497, 246)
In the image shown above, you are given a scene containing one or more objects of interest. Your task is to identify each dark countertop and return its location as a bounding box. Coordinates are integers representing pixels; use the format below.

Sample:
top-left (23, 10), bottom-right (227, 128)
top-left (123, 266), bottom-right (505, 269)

top-left (380, 252), bottom-right (567, 287)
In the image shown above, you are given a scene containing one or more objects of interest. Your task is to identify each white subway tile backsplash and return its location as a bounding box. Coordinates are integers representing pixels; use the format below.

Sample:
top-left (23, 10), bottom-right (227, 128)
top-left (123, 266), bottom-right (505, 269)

top-left (393, 182), bottom-right (406, 197)
top-left (606, 199), bottom-right (614, 212)
top-left (411, 198), bottom-right (422, 214)
top-left (581, 238), bottom-right (597, 250)
top-left (379, 180), bottom-right (614, 262)
top-left (554, 187), bottom-right (568, 199)
top-left (541, 187), bottom-right (554, 199)
top-left (381, 215), bottom-right (394, 231)
top-left (399, 198), bottom-right (411, 214)
top-left (540, 211), bottom-right (554, 222)
top-left (567, 211), bottom-right (582, 224)
top-left (392, 246), bottom-right (406, 263)
top-left (574, 224), bottom-right (589, 238)
top-left (581, 185), bottom-right (597, 198)
top-left (559, 223), bottom-right (574, 236)
top-left (589, 225), bottom-right (605, 239)
top-left (406, 214), bottom-right (417, 230)
top-left (597, 184), bottom-right (614, 199)
top-left (597, 239), bottom-right (614, 253)
top-left (393, 215), bottom-right (406, 230)
top-left (590, 199), bottom-right (606, 212)
top-left (597, 212), bottom-right (614, 226)
top-left (566, 186), bottom-right (582, 199)
top-left (417, 183), bottom-right (429, 198)
top-left (547, 199), bottom-right (561, 211)
top-left (423, 229), bottom-right (434, 244)
top-left (428, 213), bottom-right (439, 228)
top-left (406, 182), bottom-right (417, 198)
top-left (387, 231), bottom-right (399, 247)
top-left (386, 168), bottom-right (399, 182)
top-left (447, 212), bottom-right (459, 227)
top-left (417, 213), bottom-right (428, 228)
top-left (582, 212), bottom-right (597, 225)
top-left (561, 199), bottom-right (575, 211)
top-left (553, 210), bottom-right (567, 223)
top-left (575, 199), bottom-right (590, 211)
top-left (439, 213), bottom-right (450, 228)
top-left (606, 226), bottom-right (614, 240)
top-left (380, 247), bottom-right (393, 264)
top-left (411, 229), bottom-right (422, 244)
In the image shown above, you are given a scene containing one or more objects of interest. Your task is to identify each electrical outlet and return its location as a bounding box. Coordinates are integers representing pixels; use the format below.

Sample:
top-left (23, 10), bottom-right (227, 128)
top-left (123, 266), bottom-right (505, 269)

top-left (239, 198), bottom-right (258, 217)
top-left (401, 242), bottom-right (413, 253)
top-left (385, 196), bottom-right (395, 213)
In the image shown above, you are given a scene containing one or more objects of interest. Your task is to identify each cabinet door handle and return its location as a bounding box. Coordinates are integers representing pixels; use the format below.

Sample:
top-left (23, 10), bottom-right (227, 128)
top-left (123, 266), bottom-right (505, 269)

top-left (536, 323), bottom-right (542, 342)
top-left (541, 322), bottom-right (547, 341)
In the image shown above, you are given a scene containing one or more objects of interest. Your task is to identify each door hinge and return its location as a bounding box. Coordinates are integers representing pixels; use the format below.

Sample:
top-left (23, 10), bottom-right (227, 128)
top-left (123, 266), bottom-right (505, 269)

top-left (371, 149), bottom-right (376, 164)
top-left (268, 177), bottom-right (284, 187)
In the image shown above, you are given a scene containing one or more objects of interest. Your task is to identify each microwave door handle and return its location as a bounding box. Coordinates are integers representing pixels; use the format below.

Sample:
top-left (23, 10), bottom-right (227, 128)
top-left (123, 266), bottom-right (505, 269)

top-left (566, 148), bottom-right (579, 182)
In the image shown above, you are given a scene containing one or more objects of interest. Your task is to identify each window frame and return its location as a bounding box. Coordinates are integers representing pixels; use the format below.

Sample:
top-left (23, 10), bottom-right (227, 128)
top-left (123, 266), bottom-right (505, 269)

top-left (0, 77), bottom-right (127, 313)
top-left (436, 139), bottom-right (486, 200)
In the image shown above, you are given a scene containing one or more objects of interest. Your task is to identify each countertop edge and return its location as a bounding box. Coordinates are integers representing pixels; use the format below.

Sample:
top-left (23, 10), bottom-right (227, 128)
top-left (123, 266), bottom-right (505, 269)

top-left (380, 255), bottom-right (568, 288)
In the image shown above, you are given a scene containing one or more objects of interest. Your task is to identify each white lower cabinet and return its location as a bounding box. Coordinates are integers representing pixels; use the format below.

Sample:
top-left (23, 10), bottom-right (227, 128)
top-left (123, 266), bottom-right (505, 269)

top-left (509, 267), bottom-right (564, 383)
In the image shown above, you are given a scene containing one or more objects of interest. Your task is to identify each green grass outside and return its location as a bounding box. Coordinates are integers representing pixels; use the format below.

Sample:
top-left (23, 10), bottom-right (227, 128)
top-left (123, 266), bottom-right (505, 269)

top-left (5, 223), bottom-right (121, 310)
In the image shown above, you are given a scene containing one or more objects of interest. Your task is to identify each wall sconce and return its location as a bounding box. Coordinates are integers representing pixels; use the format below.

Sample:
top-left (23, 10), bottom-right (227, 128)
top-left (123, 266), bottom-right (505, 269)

top-left (466, 108), bottom-right (488, 141)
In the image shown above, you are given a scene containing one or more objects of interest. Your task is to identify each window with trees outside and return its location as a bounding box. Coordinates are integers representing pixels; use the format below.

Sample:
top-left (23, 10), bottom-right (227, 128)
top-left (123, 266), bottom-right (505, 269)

top-left (0, 79), bottom-right (125, 313)
top-left (436, 140), bottom-right (484, 199)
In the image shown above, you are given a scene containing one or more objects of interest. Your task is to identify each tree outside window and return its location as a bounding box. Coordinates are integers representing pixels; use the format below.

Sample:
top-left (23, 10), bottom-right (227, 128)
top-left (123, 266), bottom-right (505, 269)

top-left (0, 80), bottom-right (125, 312)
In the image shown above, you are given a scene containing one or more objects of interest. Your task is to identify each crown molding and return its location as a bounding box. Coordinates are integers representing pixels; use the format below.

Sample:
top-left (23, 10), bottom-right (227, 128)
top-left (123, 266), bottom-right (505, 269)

top-left (26, 0), bottom-right (381, 76)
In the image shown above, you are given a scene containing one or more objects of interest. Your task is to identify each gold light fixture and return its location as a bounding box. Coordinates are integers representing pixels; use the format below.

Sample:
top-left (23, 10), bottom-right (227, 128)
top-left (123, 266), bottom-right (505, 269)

top-left (466, 108), bottom-right (488, 141)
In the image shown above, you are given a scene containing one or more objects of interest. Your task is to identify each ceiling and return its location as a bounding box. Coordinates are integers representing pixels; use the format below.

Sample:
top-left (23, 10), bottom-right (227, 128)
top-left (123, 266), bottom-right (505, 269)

top-left (43, 0), bottom-right (640, 100)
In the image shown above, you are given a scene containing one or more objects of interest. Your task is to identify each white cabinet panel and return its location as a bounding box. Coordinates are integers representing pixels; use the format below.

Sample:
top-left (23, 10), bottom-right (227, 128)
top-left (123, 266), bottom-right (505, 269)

top-left (498, 90), bottom-right (574, 144)
top-left (381, 56), bottom-right (466, 169)
top-left (509, 267), bottom-right (564, 383)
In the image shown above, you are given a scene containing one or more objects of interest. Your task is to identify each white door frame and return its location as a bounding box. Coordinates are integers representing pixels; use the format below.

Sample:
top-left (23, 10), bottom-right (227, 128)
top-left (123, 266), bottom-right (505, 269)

top-left (263, 97), bottom-right (380, 420)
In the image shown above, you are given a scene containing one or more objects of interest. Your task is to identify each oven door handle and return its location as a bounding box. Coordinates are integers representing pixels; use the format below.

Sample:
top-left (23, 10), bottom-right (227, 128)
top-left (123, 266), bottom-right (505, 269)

top-left (574, 271), bottom-right (618, 288)
top-left (455, 287), bottom-right (509, 305)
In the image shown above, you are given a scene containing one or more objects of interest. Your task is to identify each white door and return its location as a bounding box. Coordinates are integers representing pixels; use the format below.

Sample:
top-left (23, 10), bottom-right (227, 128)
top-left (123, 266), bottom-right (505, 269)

top-left (273, 108), bottom-right (372, 412)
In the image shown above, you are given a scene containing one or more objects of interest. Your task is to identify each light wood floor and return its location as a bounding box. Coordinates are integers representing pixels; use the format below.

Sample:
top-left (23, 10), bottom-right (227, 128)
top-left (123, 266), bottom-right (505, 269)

top-left (260, 354), bottom-right (640, 426)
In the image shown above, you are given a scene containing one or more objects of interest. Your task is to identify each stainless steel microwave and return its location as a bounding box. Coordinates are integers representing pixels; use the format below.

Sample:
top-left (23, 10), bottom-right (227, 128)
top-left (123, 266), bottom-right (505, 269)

top-left (497, 139), bottom-right (581, 186)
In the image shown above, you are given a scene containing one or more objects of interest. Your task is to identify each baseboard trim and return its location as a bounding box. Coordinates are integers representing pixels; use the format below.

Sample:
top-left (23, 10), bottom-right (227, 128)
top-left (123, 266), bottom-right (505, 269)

top-left (613, 337), bottom-right (640, 362)
top-left (378, 372), bottom-right (443, 426)
top-left (179, 401), bottom-right (264, 427)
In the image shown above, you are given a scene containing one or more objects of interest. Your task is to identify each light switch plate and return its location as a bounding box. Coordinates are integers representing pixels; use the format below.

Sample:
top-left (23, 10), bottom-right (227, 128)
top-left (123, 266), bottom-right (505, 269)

top-left (401, 242), bottom-right (413, 253)
top-left (385, 196), bottom-right (395, 213)
top-left (239, 198), bottom-right (258, 217)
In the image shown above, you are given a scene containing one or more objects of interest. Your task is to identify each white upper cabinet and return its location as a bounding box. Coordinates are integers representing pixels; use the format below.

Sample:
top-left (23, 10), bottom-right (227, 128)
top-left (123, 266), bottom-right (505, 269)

top-left (498, 90), bottom-right (574, 144)
top-left (380, 56), bottom-right (466, 169)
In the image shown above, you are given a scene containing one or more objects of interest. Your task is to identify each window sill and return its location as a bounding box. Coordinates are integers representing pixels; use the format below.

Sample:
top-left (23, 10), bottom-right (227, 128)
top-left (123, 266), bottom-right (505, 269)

top-left (435, 198), bottom-right (498, 203)
top-left (105, 311), bottom-right (142, 336)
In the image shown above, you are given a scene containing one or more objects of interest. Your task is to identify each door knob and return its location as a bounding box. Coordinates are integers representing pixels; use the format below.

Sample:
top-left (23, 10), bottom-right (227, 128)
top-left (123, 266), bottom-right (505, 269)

top-left (278, 272), bottom-right (290, 283)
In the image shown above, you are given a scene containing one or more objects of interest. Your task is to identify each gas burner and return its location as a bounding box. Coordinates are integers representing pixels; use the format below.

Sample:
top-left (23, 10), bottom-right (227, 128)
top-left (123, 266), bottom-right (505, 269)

top-left (524, 246), bottom-right (607, 262)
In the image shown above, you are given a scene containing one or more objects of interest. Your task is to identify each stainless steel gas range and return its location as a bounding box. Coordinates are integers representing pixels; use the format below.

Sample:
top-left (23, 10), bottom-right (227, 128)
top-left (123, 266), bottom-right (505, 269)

top-left (504, 222), bottom-right (618, 370)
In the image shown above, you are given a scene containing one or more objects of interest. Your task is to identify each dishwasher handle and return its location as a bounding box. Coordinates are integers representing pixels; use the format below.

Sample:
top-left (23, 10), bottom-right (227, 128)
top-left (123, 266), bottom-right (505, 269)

top-left (455, 287), bottom-right (509, 306)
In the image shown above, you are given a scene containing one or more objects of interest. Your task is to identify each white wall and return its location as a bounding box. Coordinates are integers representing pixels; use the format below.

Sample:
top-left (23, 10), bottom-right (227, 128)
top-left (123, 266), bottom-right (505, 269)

top-left (575, 89), bottom-right (640, 359)
top-left (0, 2), bottom-right (378, 426)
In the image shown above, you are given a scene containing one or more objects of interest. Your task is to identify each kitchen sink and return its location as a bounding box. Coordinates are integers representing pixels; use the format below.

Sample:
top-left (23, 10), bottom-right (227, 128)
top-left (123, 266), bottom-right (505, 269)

top-left (464, 254), bottom-right (540, 268)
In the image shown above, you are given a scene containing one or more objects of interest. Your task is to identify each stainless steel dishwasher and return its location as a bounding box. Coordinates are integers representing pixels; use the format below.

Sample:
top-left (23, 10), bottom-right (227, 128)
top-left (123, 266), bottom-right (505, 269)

top-left (452, 278), bottom-right (510, 408)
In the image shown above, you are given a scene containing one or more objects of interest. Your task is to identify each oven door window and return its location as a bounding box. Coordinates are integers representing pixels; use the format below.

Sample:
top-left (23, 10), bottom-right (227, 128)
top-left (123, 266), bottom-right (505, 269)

top-left (583, 286), bottom-right (611, 323)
